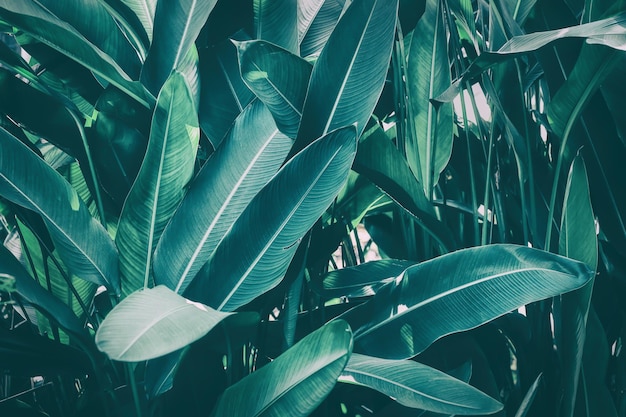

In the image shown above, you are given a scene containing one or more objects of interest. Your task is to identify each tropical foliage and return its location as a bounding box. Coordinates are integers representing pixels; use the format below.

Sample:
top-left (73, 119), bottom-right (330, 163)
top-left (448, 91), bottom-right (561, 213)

top-left (0, 0), bottom-right (624, 416)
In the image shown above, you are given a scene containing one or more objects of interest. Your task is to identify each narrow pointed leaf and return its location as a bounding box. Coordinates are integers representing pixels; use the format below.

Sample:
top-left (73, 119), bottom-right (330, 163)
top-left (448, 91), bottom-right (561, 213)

top-left (95, 286), bottom-right (231, 361)
top-left (341, 353), bottom-right (503, 414)
top-left (558, 155), bottom-right (597, 417)
top-left (116, 72), bottom-right (199, 298)
top-left (254, 0), bottom-right (298, 54)
top-left (515, 373), bottom-right (543, 417)
top-left (186, 125), bottom-right (358, 311)
top-left (141, 0), bottom-right (218, 94)
top-left (406, 0), bottom-right (454, 194)
top-left (340, 244), bottom-right (594, 359)
top-left (298, 0), bottom-right (347, 57)
top-left (210, 320), bottom-right (353, 417)
top-left (293, 0), bottom-right (398, 155)
top-left (0, 1), bottom-right (153, 107)
top-left (153, 100), bottom-right (292, 295)
top-left (237, 40), bottom-right (312, 138)
top-left (0, 127), bottom-right (119, 293)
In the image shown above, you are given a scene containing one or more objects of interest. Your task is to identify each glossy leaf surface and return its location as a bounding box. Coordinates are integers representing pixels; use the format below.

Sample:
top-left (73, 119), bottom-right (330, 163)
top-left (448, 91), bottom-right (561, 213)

top-left (298, 0), bottom-right (346, 57)
top-left (254, 0), bottom-right (298, 54)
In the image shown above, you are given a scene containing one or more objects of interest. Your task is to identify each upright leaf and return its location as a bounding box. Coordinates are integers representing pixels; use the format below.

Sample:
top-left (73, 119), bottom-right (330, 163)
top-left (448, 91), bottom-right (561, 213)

top-left (293, 0), bottom-right (398, 155)
top-left (298, 0), bottom-right (347, 57)
top-left (116, 72), bottom-right (199, 298)
top-left (185, 125), bottom-right (358, 311)
top-left (339, 244), bottom-right (594, 359)
top-left (210, 320), bottom-right (353, 417)
top-left (236, 40), bottom-right (312, 138)
top-left (141, 0), bottom-right (218, 94)
top-left (95, 286), bottom-right (232, 361)
top-left (557, 155), bottom-right (597, 417)
top-left (110, 0), bottom-right (156, 42)
top-left (0, 128), bottom-right (119, 293)
top-left (405, 0), bottom-right (454, 196)
top-left (254, 0), bottom-right (299, 54)
top-left (153, 100), bottom-right (292, 294)
top-left (341, 354), bottom-right (503, 414)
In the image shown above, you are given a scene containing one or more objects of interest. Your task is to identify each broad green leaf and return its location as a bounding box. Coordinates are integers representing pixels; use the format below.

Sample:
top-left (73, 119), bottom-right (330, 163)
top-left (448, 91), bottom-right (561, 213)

top-left (341, 354), bottom-right (503, 414)
top-left (254, 0), bottom-right (298, 54)
top-left (339, 244), bottom-right (594, 359)
top-left (153, 100), bottom-right (292, 295)
top-left (116, 72), bottom-right (199, 298)
top-left (0, 1), bottom-right (153, 107)
top-left (0, 127), bottom-right (119, 293)
top-left (236, 40), bottom-right (312, 138)
top-left (0, 244), bottom-right (86, 338)
top-left (210, 319), bottom-right (353, 417)
top-left (298, 0), bottom-right (346, 57)
top-left (95, 286), bottom-right (232, 361)
top-left (105, 0), bottom-right (156, 44)
top-left (185, 125), bottom-right (358, 311)
top-left (557, 155), bottom-right (597, 417)
top-left (406, 0), bottom-right (454, 195)
top-left (141, 0), bottom-right (218, 94)
top-left (354, 125), bottom-right (457, 251)
top-left (293, 0), bottom-right (398, 155)
top-left (314, 259), bottom-right (417, 299)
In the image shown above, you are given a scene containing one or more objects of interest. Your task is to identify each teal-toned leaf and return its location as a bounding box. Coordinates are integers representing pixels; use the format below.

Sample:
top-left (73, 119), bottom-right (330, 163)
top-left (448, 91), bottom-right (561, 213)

top-left (106, 0), bottom-right (156, 43)
top-left (405, 0), bottom-right (454, 195)
top-left (314, 259), bottom-right (417, 299)
top-left (0, 1), bottom-right (153, 107)
top-left (339, 244), bottom-right (594, 359)
top-left (186, 125), bottom-right (358, 311)
top-left (293, 0), bottom-right (398, 155)
top-left (254, 0), bottom-right (298, 54)
top-left (0, 127), bottom-right (119, 293)
top-left (141, 0), bottom-right (218, 94)
top-left (236, 40), bottom-right (312, 138)
top-left (153, 100), bottom-right (292, 295)
top-left (95, 285), bottom-right (232, 361)
top-left (557, 155), bottom-right (597, 417)
top-left (341, 354), bottom-right (503, 414)
top-left (298, 0), bottom-right (347, 57)
top-left (0, 244), bottom-right (86, 338)
top-left (210, 319), bottom-right (353, 417)
top-left (116, 72), bottom-right (199, 298)
top-left (354, 125), bottom-right (457, 251)
top-left (515, 373), bottom-right (542, 417)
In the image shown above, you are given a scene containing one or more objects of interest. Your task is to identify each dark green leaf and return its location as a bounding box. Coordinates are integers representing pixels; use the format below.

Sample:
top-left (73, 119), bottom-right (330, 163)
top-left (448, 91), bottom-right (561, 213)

top-left (116, 71), bottom-right (199, 298)
top-left (339, 244), bottom-right (594, 359)
top-left (341, 354), bottom-right (503, 414)
top-left (0, 127), bottom-right (119, 293)
top-left (185, 125), bottom-right (357, 311)
top-left (95, 285), bottom-right (232, 361)
top-left (298, 0), bottom-right (347, 57)
top-left (515, 373), bottom-right (542, 417)
top-left (210, 320), bottom-right (353, 417)
top-left (254, 0), bottom-right (298, 54)
top-left (153, 100), bottom-right (292, 295)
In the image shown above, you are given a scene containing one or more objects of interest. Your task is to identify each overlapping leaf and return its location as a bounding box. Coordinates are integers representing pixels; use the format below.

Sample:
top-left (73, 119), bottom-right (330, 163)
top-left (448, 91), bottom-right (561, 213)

top-left (298, 0), bottom-right (347, 57)
top-left (254, 0), bottom-right (298, 54)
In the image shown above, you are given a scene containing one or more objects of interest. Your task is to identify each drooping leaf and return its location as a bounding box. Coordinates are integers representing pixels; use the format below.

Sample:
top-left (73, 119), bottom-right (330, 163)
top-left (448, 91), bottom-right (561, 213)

top-left (116, 71), bottom-right (199, 298)
top-left (298, 0), bottom-right (347, 57)
top-left (185, 125), bottom-right (358, 311)
top-left (313, 259), bottom-right (417, 299)
top-left (293, 0), bottom-right (398, 156)
top-left (0, 127), bottom-right (119, 293)
top-left (141, 0), bottom-right (218, 95)
top-left (254, 0), bottom-right (298, 54)
top-left (95, 286), bottom-right (232, 361)
top-left (339, 244), bottom-right (594, 359)
top-left (341, 353), bottom-right (503, 414)
top-left (153, 100), bottom-right (292, 295)
top-left (210, 319), bottom-right (353, 417)
top-left (557, 155), bottom-right (597, 417)
top-left (405, 0), bottom-right (454, 196)
top-left (0, 1), bottom-right (153, 107)
top-left (236, 40), bottom-right (312, 138)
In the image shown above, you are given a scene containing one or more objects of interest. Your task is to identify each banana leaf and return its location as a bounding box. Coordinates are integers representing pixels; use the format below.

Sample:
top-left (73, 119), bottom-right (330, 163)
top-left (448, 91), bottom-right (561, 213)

top-left (153, 100), bottom-right (292, 295)
top-left (209, 319), bottom-right (353, 417)
top-left (101, 0), bottom-right (155, 49)
top-left (339, 244), bottom-right (594, 359)
top-left (116, 71), bottom-right (199, 298)
top-left (185, 125), bottom-right (357, 311)
top-left (298, 0), bottom-right (347, 57)
top-left (254, 0), bottom-right (298, 54)
top-left (0, 127), bottom-right (119, 293)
